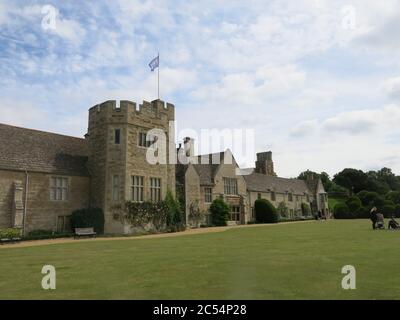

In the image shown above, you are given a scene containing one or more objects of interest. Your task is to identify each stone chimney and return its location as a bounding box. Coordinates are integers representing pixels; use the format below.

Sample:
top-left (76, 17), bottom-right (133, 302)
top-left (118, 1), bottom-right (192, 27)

top-left (183, 137), bottom-right (195, 157)
top-left (255, 151), bottom-right (276, 176)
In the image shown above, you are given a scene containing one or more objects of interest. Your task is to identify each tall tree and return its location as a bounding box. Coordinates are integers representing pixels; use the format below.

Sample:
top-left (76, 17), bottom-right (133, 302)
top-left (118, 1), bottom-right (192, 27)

top-left (333, 168), bottom-right (368, 195)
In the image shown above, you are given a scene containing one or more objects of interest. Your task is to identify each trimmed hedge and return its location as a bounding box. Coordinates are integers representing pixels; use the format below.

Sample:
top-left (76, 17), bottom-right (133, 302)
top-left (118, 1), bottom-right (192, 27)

top-left (382, 205), bottom-right (396, 218)
top-left (0, 228), bottom-right (21, 239)
top-left (333, 203), bottom-right (352, 219)
top-left (345, 196), bottom-right (362, 212)
top-left (255, 199), bottom-right (278, 223)
top-left (210, 198), bottom-right (230, 226)
top-left (71, 207), bottom-right (105, 234)
top-left (354, 206), bottom-right (370, 219)
top-left (24, 230), bottom-right (73, 240)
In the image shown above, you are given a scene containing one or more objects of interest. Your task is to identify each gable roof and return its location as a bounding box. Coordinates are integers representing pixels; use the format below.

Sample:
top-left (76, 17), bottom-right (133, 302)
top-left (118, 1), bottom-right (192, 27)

top-left (0, 123), bottom-right (89, 176)
top-left (244, 172), bottom-right (311, 195)
top-left (192, 151), bottom-right (225, 185)
top-left (177, 150), bottom-right (237, 186)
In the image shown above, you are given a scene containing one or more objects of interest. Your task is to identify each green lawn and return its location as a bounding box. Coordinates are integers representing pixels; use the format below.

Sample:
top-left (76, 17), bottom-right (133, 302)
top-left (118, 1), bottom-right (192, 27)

top-left (1, 220), bottom-right (400, 300)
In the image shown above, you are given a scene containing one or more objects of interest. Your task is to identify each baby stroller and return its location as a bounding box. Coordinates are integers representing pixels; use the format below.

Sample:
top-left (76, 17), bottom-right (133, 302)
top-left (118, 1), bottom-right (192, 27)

top-left (388, 217), bottom-right (400, 230)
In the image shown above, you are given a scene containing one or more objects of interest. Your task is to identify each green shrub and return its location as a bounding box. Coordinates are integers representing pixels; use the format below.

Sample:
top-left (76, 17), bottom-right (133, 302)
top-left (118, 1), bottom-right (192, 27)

top-left (354, 206), bottom-right (369, 219)
top-left (209, 198), bottom-right (230, 226)
top-left (28, 230), bottom-right (54, 237)
top-left (24, 230), bottom-right (73, 240)
top-left (357, 191), bottom-right (384, 208)
top-left (345, 196), bottom-right (362, 213)
top-left (277, 202), bottom-right (288, 218)
top-left (382, 205), bottom-right (396, 218)
top-left (0, 228), bottom-right (21, 239)
top-left (333, 203), bottom-right (353, 219)
top-left (383, 200), bottom-right (395, 207)
top-left (255, 199), bottom-right (278, 223)
top-left (165, 190), bottom-right (185, 232)
top-left (386, 191), bottom-right (400, 205)
top-left (125, 201), bottom-right (168, 230)
top-left (301, 203), bottom-right (311, 216)
top-left (71, 207), bottom-right (105, 234)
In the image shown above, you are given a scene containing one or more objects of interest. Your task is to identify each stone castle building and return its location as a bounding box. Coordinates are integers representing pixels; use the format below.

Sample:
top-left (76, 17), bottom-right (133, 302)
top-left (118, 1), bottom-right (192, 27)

top-left (0, 99), bottom-right (329, 234)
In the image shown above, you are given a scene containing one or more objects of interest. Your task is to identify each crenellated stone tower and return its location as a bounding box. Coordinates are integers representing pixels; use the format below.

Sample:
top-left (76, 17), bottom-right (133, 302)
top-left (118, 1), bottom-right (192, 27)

top-left (86, 99), bottom-right (176, 234)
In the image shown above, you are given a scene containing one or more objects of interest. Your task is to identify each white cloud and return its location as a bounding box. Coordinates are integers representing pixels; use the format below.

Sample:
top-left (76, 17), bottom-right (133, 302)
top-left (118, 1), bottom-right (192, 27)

top-left (383, 77), bottom-right (400, 100)
top-left (290, 120), bottom-right (318, 138)
top-left (50, 17), bottom-right (86, 44)
top-left (321, 105), bottom-right (400, 135)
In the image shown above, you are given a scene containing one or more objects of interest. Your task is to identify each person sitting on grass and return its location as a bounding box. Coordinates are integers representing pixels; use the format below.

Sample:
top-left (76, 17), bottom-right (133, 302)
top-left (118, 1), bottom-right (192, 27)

top-left (376, 212), bottom-right (385, 229)
top-left (388, 216), bottom-right (400, 230)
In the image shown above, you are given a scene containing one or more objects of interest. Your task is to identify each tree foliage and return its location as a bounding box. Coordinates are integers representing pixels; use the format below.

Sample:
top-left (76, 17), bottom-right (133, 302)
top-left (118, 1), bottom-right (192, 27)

top-left (333, 169), bottom-right (368, 195)
top-left (124, 191), bottom-right (185, 232)
top-left (209, 198), bottom-right (230, 226)
top-left (301, 203), bottom-right (311, 216)
top-left (188, 200), bottom-right (206, 227)
top-left (277, 201), bottom-right (288, 218)
top-left (255, 199), bottom-right (278, 223)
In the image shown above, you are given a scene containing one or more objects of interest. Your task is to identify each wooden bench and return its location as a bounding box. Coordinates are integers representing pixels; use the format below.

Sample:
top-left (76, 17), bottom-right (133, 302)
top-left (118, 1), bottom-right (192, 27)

top-left (0, 237), bottom-right (22, 245)
top-left (74, 228), bottom-right (97, 239)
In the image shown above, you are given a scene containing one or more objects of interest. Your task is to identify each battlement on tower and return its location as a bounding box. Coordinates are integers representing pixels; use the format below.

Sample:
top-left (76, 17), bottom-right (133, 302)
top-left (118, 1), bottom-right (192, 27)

top-left (88, 99), bottom-right (175, 121)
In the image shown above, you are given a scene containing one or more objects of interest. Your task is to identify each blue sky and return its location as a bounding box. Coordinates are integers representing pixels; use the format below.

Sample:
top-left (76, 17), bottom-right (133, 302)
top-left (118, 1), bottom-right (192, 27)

top-left (1, 0), bottom-right (400, 177)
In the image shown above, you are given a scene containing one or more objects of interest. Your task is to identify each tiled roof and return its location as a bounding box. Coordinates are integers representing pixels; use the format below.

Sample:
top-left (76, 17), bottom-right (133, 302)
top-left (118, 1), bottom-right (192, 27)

top-left (192, 151), bottom-right (227, 185)
top-left (244, 172), bottom-right (311, 195)
top-left (0, 123), bottom-right (89, 176)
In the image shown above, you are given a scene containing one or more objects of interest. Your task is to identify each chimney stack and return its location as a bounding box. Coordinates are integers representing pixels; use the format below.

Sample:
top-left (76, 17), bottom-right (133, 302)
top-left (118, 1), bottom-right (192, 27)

top-left (255, 151), bottom-right (276, 176)
top-left (183, 137), bottom-right (195, 157)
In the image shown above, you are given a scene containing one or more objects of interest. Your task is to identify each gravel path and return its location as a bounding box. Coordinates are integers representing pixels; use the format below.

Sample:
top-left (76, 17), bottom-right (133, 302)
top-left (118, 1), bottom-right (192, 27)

top-left (0, 220), bottom-right (314, 249)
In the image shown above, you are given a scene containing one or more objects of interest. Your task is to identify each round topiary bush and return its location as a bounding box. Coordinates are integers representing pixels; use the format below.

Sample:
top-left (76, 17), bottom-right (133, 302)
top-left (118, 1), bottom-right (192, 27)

top-left (382, 205), bottom-right (396, 218)
top-left (255, 199), bottom-right (278, 223)
top-left (358, 191), bottom-right (385, 208)
top-left (209, 198), bottom-right (230, 226)
top-left (345, 196), bottom-right (362, 213)
top-left (386, 191), bottom-right (400, 205)
top-left (354, 206), bottom-right (369, 219)
top-left (333, 203), bottom-right (352, 219)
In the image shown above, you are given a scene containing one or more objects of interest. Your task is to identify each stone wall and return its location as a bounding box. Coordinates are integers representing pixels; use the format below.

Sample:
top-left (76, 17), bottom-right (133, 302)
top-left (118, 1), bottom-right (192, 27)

top-left (184, 165), bottom-right (201, 226)
top-left (0, 169), bottom-right (90, 233)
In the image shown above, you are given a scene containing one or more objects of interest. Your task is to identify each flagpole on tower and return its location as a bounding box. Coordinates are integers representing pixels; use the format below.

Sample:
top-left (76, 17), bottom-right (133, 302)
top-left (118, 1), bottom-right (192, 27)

top-left (149, 53), bottom-right (160, 100)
